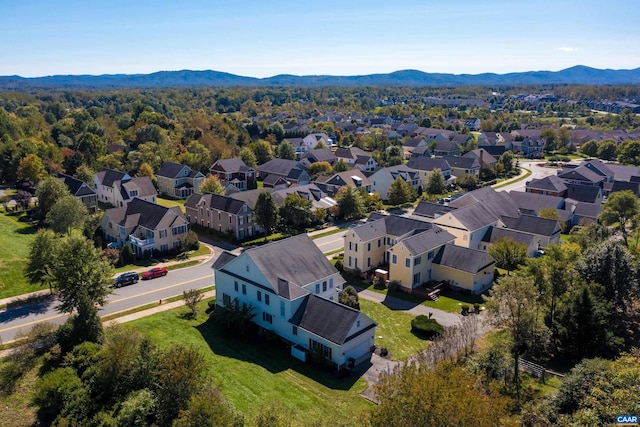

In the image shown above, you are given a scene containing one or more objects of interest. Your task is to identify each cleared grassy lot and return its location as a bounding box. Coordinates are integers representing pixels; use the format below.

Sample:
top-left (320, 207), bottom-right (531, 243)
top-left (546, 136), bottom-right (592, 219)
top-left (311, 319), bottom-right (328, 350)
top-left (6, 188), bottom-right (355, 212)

top-left (130, 300), bottom-right (374, 426)
top-left (0, 213), bottom-right (46, 299)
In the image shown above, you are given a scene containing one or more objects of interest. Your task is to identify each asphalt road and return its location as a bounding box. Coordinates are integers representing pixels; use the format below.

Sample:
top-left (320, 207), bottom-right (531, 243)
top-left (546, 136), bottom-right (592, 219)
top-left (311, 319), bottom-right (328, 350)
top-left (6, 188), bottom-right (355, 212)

top-left (0, 256), bottom-right (216, 343)
top-left (495, 161), bottom-right (559, 193)
top-left (313, 230), bottom-right (348, 254)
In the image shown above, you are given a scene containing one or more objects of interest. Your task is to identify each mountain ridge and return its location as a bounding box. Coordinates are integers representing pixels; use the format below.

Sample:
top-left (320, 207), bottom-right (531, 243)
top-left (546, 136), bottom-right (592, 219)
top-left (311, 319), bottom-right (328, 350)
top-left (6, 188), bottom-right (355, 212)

top-left (1, 65), bottom-right (639, 88)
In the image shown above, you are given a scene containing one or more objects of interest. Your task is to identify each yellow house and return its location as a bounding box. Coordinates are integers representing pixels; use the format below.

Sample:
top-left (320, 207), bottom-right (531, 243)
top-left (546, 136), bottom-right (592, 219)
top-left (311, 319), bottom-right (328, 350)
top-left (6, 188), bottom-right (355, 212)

top-left (386, 227), bottom-right (455, 289)
top-left (343, 214), bottom-right (432, 274)
top-left (432, 203), bottom-right (501, 249)
top-left (431, 245), bottom-right (495, 294)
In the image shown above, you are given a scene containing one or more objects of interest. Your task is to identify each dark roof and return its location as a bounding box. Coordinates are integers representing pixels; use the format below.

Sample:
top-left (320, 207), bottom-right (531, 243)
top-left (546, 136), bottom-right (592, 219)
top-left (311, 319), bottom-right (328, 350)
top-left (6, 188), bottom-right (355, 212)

top-left (508, 191), bottom-right (564, 214)
top-left (525, 175), bottom-right (567, 193)
top-left (121, 176), bottom-right (157, 199)
top-left (185, 192), bottom-right (247, 214)
top-left (478, 145), bottom-right (506, 156)
top-left (433, 140), bottom-right (459, 153)
top-left (605, 164), bottom-right (640, 182)
top-left (290, 294), bottom-right (372, 345)
top-left (583, 159), bottom-right (615, 178)
top-left (229, 189), bottom-right (272, 209)
top-left (258, 158), bottom-right (301, 177)
top-left (57, 173), bottom-right (95, 197)
top-left (245, 234), bottom-right (342, 289)
top-left (277, 278), bottom-right (310, 301)
top-left (211, 251), bottom-right (237, 271)
top-left (610, 180), bottom-right (640, 196)
top-left (440, 156), bottom-right (478, 169)
top-left (96, 169), bottom-right (129, 187)
top-left (433, 244), bottom-right (495, 274)
top-left (112, 197), bottom-right (184, 230)
top-left (301, 148), bottom-right (337, 163)
top-left (403, 137), bottom-right (426, 148)
top-left (406, 157), bottom-right (451, 172)
top-left (211, 158), bottom-right (251, 173)
top-left (263, 174), bottom-right (289, 185)
top-left (463, 149), bottom-right (498, 165)
top-left (157, 162), bottom-right (187, 179)
top-left (573, 202), bottom-right (602, 219)
top-left (413, 201), bottom-right (456, 218)
top-left (501, 214), bottom-right (561, 237)
top-left (558, 165), bottom-right (604, 184)
top-left (448, 186), bottom-right (520, 219)
top-left (566, 184), bottom-right (601, 203)
top-left (399, 226), bottom-right (455, 256)
top-left (352, 214), bottom-right (431, 241)
top-left (481, 226), bottom-right (535, 247)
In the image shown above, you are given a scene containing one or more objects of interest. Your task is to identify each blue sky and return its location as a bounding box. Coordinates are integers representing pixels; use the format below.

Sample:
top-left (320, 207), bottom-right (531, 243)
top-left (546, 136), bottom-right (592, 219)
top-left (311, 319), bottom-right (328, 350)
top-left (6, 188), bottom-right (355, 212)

top-left (2, 0), bottom-right (639, 77)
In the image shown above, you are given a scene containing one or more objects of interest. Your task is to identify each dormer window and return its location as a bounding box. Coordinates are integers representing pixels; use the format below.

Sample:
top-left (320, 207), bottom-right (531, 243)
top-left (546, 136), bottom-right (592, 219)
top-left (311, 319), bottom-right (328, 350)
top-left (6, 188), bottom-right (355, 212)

top-left (129, 189), bottom-right (138, 197)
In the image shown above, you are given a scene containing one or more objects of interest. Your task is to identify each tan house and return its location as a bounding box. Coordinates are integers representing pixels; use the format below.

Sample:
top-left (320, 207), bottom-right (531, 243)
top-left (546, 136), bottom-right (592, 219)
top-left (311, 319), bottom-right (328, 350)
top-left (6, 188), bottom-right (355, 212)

top-left (94, 169), bottom-right (157, 207)
top-left (157, 162), bottom-right (205, 199)
top-left (343, 214), bottom-right (432, 274)
top-left (386, 227), bottom-right (455, 289)
top-left (431, 245), bottom-right (495, 294)
top-left (101, 198), bottom-right (188, 257)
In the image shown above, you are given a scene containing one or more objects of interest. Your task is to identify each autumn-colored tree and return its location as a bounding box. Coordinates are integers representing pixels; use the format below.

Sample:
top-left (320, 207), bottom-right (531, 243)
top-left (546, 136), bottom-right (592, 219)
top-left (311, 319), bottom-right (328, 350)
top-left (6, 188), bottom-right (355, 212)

top-left (198, 175), bottom-right (224, 195)
top-left (308, 161), bottom-right (333, 179)
top-left (18, 153), bottom-right (48, 183)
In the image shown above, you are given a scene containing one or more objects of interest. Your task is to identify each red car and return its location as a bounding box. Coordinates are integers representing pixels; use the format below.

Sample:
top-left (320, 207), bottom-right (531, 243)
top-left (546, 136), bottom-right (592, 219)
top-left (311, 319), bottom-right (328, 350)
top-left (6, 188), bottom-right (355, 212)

top-left (142, 267), bottom-right (168, 280)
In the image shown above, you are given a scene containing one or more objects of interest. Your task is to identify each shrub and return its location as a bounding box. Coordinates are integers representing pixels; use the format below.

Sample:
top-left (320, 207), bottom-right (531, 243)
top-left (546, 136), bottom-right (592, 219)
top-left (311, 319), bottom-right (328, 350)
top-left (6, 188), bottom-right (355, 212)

top-left (473, 303), bottom-right (481, 314)
top-left (461, 304), bottom-right (470, 316)
top-left (334, 259), bottom-right (344, 272)
top-left (380, 347), bottom-right (389, 357)
top-left (372, 276), bottom-right (386, 290)
top-left (411, 315), bottom-right (444, 339)
top-left (388, 280), bottom-right (400, 292)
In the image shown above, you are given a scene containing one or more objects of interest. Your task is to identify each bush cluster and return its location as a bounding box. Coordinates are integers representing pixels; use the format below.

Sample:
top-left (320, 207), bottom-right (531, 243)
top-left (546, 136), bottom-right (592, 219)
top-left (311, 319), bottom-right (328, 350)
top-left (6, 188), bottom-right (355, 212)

top-left (410, 315), bottom-right (444, 339)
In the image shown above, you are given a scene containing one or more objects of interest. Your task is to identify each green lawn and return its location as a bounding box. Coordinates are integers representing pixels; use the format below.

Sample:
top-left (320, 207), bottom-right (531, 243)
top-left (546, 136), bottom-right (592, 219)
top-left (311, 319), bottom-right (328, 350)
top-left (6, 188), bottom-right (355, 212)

top-left (0, 212), bottom-right (46, 299)
top-left (130, 301), bottom-right (373, 426)
top-left (156, 197), bottom-right (186, 212)
top-left (359, 299), bottom-right (429, 361)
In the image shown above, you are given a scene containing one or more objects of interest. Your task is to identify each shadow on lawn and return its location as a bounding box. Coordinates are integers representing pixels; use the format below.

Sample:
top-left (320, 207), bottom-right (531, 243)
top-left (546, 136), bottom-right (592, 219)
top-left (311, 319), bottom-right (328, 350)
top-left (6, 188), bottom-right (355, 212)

top-left (195, 316), bottom-right (367, 391)
top-left (0, 294), bottom-right (55, 323)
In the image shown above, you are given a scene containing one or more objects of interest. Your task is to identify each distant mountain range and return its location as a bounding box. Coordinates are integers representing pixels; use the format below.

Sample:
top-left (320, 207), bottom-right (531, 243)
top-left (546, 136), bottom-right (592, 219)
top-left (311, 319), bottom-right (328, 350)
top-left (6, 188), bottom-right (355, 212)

top-left (1, 66), bottom-right (640, 89)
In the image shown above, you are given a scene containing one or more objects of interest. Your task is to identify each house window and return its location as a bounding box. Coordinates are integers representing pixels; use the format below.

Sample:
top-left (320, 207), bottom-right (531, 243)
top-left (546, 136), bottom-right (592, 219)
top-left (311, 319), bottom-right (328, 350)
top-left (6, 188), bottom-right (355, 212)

top-left (349, 242), bottom-right (352, 251)
top-left (242, 284), bottom-right (246, 295)
top-left (159, 229), bottom-right (167, 238)
top-left (257, 291), bottom-right (262, 302)
top-left (315, 284), bottom-right (320, 294)
top-left (234, 281), bottom-right (238, 292)
top-left (367, 242), bottom-right (371, 251)
top-left (348, 256), bottom-right (352, 267)
top-left (329, 278), bottom-right (333, 288)
top-left (355, 243), bottom-right (358, 252)
top-left (309, 339), bottom-right (332, 360)
top-left (262, 312), bottom-right (273, 324)
top-left (415, 256), bottom-right (421, 265)
top-left (405, 258), bottom-right (411, 268)
top-left (413, 273), bottom-right (421, 286)
top-left (239, 216), bottom-right (244, 225)
top-left (463, 234), bottom-right (468, 241)
top-left (222, 293), bottom-right (231, 306)
top-left (428, 251), bottom-right (434, 260)
top-left (357, 320), bottom-right (360, 327)
top-left (392, 254), bottom-right (397, 264)
top-left (280, 301), bottom-right (285, 317)
top-left (161, 244), bottom-right (168, 252)
top-left (354, 258), bottom-right (358, 269)
top-left (292, 326), bottom-right (298, 336)
top-left (378, 239), bottom-right (381, 248)
top-left (265, 294), bottom-right (270, 305)
top-left (367, 257), bottom-right (371, 267)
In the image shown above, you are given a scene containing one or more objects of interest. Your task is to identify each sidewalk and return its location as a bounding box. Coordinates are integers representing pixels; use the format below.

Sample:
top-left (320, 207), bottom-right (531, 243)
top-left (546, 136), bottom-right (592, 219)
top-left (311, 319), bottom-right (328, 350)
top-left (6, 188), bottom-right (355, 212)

top-left (0, 243), bottom-right (217, 309)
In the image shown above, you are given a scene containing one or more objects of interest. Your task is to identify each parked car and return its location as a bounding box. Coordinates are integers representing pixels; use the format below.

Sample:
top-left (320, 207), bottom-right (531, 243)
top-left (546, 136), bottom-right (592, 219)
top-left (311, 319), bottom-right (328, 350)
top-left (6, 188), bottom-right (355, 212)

top-left (113, 272), bottom-right (139, 288)
top-left (142, 267), bottom-right (168, 280)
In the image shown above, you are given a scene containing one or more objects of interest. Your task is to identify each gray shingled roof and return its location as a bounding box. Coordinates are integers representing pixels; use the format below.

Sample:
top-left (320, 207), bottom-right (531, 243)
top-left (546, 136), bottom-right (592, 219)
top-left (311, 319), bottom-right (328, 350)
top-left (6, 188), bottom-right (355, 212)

top-left (229, 189), bottom-right (272, 209)
top-left (610, 180), bottom-right (640, 196)
top-left (399, 226), bottom-right (455, 256)
top-left (508, 191), bottom-right (564, 214)
top-left (605, 163), bottom-right (640, 182)
top-left (481, 226), bottom-right (535, 247)
top-left (258, 158), bottom-right (301, 177)
top-left (525, 175), bottom-right (567, 193)
top-left (558, 165), bottom-right (604, 184)
top-left (212, 251), bottom-right (237, 271)
top-left (277, 278), bottom-right (310, 301)
top-left (573, 202), bottom-right (602, 219)
top-left (290, 294), bottom-right (374, 345)
top-left (406, 157), bottom-right (451, 172)
top-left (301, 148), bottom-right (337, 164)
top-left (566, 184), bottom-right (601, 203)
top-left (121, 176), bottom-right (157, 199)
top-left (441, 156), bottom-right (478, 169)
top-left (186, 192), bottom-right (248, 214)
top-left (413, 201), bottom-right (456, 218)
top-left (57, 173), bottom-right (95, 197)
top-left (501, 214), bottom-right (560, 236)
top-left (352, 214), bottom-right (431, 241)
top-left (157, 162), bottom-right (187, 179)
top-left (211, 158), bottom-right (251, 173)
top-left (109, 197), bottom-right (185, 230)
top-left (96, 169), bottom-right (128, 187)
top-left (245, 234), bottom-right (343, 289)
top-left (433, 244), bottom-right (495, 274)
top-left (449, 186), bottom-right (520, 218)
top-left (444, 203), bottom-right (501, 231)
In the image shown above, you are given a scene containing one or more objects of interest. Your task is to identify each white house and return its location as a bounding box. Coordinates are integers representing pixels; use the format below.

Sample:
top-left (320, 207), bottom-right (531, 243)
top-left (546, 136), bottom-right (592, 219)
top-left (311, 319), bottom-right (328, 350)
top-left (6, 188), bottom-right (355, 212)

top-left (369, 164), bottom-right (420, 200)
top-left (213, 234), bottom-right (377, 369)
top-left (94, 169), bottom-right (157, 207)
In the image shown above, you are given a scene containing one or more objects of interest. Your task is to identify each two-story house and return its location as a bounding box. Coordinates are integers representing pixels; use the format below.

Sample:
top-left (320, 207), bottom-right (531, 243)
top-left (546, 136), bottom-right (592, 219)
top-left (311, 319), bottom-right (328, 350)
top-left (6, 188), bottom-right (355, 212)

top-left (209, 158), bottom-right (256, 192)
top-left (213, 235), bottom-right (377, 368)
top-left (525, 175), bottom-right (568, 197)
top-left (406, 157), bottom-right (454, 187)
top-left (334, 147), bottom-right (377, 172)
top-left (258, 159), bottom-right (310, 186)
top-left (463, 148), bottom-right (498, 171)
top-left (299, 148), bottom-right (337, 167)
top-left (369, 165), bottom-right (420, 200)
top-left (440, 156), bottom-right (480, 178)
top-left (313, 169), bottom-right (372, 197)
top-left (100, 198), bottom-right (188, 257)
top-left (343, 214), bottom-right (432, 274)
top-left (499, 214), bottom-right (561, 249)
top-left (94, 169), bottom-right (157, 207)
top-left (185, 192), bottom-right (258, 240)
top-left (156, 162), bottom-right (205, 199)
top-left (56, 173), bottom-right (97, 212)
top-left (464, 117), bottom-right (482, 131)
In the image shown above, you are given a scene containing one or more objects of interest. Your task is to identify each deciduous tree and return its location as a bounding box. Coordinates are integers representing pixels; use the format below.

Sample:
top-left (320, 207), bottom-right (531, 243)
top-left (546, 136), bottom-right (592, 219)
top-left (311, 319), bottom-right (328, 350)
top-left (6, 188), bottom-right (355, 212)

top-left (17, 153), bottom-right (47, 183)
top-left (601, 190), bottom-right (638, 245)
top-left (198, 175), bottom-right (224, 195)
top-left (254, 191), bottom-right (279, 236)
top-left (35, 177), bottom-right (71, 220)
top-left (277, 140), bottom-right (296, 160)
top-left (335, 186), bottom-right (365, 220)
top-left (387, 177), bottom-right (416, 205)
top-left (279, 193), bottom-right (312, 226)
top-left (46, 195), bottom-right (88, 235)
top-left (488, 237), bottom-right (528, 274)
top-left (425, 168), bottom-right (446, 195)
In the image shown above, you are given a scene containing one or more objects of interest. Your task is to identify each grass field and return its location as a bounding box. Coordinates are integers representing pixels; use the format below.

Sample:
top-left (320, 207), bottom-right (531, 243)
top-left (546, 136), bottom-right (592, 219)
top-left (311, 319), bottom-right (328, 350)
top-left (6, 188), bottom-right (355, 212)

top-left (0, 213), bottom-right (46, 300)
top-left (359, 299), bottom-right (429, 361)
top-left (130, 300), bottom-right (374, 425)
